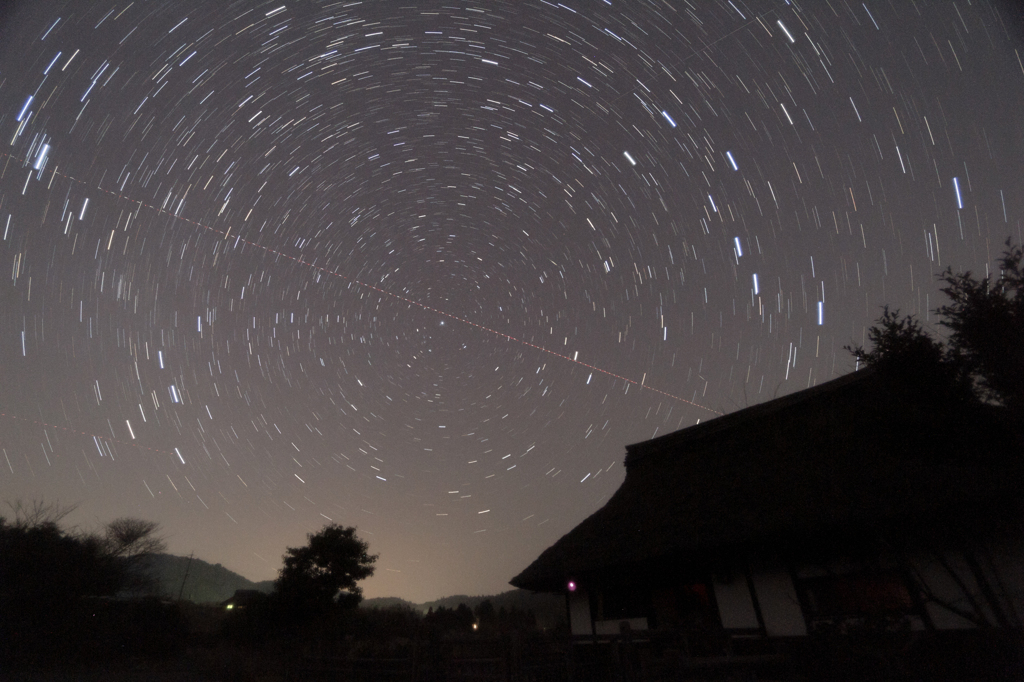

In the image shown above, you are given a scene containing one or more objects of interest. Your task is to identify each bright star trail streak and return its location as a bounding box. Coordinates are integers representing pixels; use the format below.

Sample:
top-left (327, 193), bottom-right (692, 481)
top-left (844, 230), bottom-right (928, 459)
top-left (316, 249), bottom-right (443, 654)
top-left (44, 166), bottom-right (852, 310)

top-left (2, 1), bottom-right (1023, 603)
top-left (0, 150), bottom-right (720, 417)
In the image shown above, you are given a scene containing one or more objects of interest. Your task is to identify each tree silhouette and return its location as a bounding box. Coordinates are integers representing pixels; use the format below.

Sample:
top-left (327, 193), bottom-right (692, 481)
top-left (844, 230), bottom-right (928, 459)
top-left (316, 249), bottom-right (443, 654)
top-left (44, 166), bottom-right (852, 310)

top-left (0, 502), bottom-right (121, 603)
top-left (105, 517), bottom-right (164, 559)
top-left (935, 240), bottom-right (1024, 419)
top-left (848, 239), bottom-right (1024, 423)
top-left (424, 603), bottom-right (475, 632)
top-left (0, 501), bottom-right (173, 666)
top-left (104, 517), bottom-right (166, 595)
top-left (475, 599), bottom-right (497, 632)
top-left (273, 523), bottom-right (376, 612)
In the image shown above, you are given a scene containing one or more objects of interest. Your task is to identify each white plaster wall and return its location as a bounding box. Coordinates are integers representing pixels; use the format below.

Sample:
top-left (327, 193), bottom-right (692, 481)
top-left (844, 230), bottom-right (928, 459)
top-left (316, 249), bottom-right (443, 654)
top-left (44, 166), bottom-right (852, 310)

top-left (713, 576), bottom-right (759, 629)
top-left (982, 544), bottom-right (1024, 628)
top-left (568, 590), bottom-right (592, 636)
top-left (751, 571), bottom-right (807, 636)
top-left (913, 552), bottom-right (985, 629)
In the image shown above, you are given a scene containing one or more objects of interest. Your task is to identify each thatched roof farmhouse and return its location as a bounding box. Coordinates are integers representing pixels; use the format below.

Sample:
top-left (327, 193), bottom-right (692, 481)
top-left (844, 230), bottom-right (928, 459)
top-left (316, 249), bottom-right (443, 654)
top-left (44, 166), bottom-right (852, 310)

top-left (512, 367), bottom-right (1024, 648)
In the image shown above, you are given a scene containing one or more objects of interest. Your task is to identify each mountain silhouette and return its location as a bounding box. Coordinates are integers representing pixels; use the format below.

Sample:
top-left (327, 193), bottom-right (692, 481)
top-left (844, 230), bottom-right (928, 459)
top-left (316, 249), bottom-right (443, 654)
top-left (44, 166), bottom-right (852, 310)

top-left (144, 553), bottom-right (274, 603)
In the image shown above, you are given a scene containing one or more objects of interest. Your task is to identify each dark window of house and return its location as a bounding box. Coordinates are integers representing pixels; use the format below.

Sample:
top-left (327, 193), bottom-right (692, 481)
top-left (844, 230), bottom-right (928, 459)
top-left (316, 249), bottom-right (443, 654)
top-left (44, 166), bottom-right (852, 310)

top-left (601, 585), bottom-right (648, 620)
top-left (802, 573), bottom-right (912, 617)
top-left (602, 583), bottom-right (715, 627)
top-left (650, 584), bottom-right (715, 630)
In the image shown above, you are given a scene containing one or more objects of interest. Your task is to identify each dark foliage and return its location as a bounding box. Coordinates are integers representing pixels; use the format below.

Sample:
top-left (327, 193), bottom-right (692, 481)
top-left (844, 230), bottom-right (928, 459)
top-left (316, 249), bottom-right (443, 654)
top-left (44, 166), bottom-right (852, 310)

top-left (424, 602), bottom-right (476, 633)
top-left (0, 502), bottom-right (173, 668)
top-left (352, 603), bottom-right (424, 641)
top-left (377, 587), bottom-right (565, 631)
top-left (273, 523), bottom-right (376, 614)
top-left (473, 599), bottom-right (540, 635)
top-left (72, 596), bottom-right (188, 663)
top-left (1, 507), bottom-right (122, 602)
top-left (936, 241), bottom-right (1024, 419)
top-left (475, 599), bottom-right (497, 631)
top-left (848, 239), bottom-right (1024, 424)
top-left (104, 517), bottom-right (167, 595)
top-left (219, 525), bottom-right (377, 649)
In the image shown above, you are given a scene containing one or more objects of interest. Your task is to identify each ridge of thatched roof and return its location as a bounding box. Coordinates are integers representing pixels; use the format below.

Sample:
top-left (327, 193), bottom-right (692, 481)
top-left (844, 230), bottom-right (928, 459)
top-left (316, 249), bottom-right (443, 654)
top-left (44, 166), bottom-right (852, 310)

top-left (511, 368), bottom-right (1023, 593)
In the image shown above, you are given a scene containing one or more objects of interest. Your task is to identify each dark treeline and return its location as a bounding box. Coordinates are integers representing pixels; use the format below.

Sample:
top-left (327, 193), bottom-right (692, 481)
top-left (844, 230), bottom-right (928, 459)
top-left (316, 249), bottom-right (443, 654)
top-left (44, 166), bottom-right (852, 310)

top-left (1, 508), bottom-right (564, 679)
top-left (0, 501), bottom-right (186, 668)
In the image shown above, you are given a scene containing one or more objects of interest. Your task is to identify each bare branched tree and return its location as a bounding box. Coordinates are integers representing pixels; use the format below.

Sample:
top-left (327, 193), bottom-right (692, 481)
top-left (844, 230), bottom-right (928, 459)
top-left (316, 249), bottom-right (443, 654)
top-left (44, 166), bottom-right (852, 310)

top-left (4, 499), bottom-right (77, 530)
top-left (105, 517), bottom-right (165, 560)
top-left (104, 517), bottom-right (166, 595)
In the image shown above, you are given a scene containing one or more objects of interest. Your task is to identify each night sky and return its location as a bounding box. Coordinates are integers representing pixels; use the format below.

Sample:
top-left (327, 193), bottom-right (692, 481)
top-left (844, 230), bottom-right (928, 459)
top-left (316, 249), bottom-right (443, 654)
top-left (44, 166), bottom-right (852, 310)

top-left (1, 0), bottom-right (1022, 603)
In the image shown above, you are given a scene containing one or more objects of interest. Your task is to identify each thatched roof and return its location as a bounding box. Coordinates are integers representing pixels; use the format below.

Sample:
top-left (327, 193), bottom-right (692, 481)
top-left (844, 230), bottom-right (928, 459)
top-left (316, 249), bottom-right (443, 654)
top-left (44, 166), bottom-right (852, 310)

top-left (511, 368), bottom-right (1024, 593)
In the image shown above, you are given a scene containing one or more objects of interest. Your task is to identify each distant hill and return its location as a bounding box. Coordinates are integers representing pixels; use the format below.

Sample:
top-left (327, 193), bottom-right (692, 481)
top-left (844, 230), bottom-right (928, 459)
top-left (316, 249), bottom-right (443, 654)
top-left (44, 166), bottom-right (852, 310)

top-left (144, 553), bottom-right (274, 604)
top-left (362, 589), bottom-right (565, 630)
top-left (360, 596), bottom-right (418, 610)
top-left (146, 554), bottom-right (563, 628)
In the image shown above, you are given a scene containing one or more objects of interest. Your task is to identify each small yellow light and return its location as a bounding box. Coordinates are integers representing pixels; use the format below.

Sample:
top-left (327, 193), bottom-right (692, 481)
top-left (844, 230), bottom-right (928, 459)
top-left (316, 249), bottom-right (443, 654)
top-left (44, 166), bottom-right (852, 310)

top-left (226, 604), bottom-right (234, 610)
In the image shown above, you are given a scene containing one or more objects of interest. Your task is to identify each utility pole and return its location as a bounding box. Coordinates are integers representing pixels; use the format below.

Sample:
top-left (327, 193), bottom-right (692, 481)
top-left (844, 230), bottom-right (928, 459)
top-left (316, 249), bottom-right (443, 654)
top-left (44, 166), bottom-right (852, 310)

top-left (177, 552), bottom-right (194, 601)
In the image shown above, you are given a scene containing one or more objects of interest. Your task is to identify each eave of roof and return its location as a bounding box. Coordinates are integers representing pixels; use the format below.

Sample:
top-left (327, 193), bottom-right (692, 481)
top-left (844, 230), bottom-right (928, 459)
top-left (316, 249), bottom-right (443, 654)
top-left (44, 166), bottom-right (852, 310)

top-left (511, 368), bottom-right (1023, 593)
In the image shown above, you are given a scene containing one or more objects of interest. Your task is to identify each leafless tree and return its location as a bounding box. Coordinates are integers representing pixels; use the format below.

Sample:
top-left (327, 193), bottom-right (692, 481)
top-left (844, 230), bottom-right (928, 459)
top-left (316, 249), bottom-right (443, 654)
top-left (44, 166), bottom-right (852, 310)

top-left (105, 517), bottom-right (165, 560)
top-left (4, 499), bottom-right (77, 530)
top-left (104, 517), bottom-right (166, 595)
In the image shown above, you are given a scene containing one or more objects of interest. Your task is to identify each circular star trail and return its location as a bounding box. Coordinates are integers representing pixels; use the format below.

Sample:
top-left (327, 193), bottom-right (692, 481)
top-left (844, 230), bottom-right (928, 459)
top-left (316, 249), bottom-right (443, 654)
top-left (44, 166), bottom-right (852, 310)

top-left (1, 1), bottom-right (1022, 601)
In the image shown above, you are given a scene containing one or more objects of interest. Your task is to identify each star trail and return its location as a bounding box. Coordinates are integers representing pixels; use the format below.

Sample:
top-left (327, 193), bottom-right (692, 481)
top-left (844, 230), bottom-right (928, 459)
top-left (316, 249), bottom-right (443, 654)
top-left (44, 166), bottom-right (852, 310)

top-left (1, 1), bottom-right (1022, 602)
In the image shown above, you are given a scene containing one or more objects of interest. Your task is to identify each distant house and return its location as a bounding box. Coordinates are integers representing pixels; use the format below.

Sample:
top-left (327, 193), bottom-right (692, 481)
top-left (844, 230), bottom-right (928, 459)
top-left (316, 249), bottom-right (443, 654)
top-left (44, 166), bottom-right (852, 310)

top-left (221, 589), bottom-right (269, 611)
top-left (511, 368), bottom-right (1024, 648)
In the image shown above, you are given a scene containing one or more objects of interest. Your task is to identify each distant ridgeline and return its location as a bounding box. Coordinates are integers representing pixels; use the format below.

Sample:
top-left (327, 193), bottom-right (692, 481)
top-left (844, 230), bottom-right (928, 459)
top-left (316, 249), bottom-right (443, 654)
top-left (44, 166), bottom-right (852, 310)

top-left (145, 553), bottom-right (275, 603)
top-left (363, 590), bottom-right (565, 631)
top-left (149, 553), bottom-right (564, 627)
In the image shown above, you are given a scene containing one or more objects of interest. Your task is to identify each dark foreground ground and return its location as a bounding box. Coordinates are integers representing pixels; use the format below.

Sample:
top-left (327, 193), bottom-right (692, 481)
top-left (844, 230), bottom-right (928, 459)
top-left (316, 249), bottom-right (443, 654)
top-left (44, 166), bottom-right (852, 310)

top-left (4, 598), bottom-right (1022, 681)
